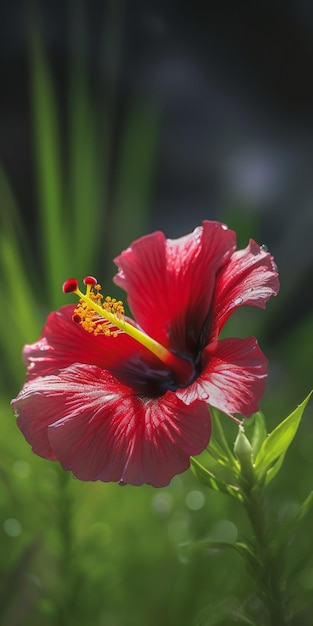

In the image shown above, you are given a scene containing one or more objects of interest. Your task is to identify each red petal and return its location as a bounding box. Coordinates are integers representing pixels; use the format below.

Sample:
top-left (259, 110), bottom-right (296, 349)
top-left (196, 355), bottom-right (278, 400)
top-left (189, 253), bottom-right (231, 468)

top-left (210, 240), bottom-right (280, 340)
top-left (177, 337), bottom-right (268, 418)
top-left (114, 221), bottom-right (236, 355)
top-left (23, 305), bottom-right (169, 381)
top-left (12, 364), bottom-right (211, 487)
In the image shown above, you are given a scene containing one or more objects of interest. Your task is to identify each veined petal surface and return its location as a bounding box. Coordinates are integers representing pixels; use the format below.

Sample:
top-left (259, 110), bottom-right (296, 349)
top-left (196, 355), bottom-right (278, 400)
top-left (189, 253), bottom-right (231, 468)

top-left (177, 337), bottom-right (268, 418)
top-left (210, 239), bottom-right (279, 340)
top-left (12, 364), bottom-right (211, 487)
top-left (114, 221), bottom-right (236, 355)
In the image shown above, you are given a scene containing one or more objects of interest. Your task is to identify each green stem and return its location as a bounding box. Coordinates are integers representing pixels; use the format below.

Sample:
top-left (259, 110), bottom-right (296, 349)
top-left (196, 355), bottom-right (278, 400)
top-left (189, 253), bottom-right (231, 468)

top-left (243, 486), bottom-right (287, 626)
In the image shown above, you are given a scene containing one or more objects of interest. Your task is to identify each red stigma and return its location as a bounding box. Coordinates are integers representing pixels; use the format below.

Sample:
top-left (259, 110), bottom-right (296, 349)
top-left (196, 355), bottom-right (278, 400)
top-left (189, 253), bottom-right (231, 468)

top-left (63, 278), bottom-right (79, 293)
top-left (83, 276), bottom-right (97, 286)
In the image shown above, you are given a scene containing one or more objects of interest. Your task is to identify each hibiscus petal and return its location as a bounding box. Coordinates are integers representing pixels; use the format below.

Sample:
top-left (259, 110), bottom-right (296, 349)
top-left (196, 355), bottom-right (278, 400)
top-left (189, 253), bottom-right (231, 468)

top-left (210, 240), bottom-right (280, 339)
top-left (114, 221), bottom-right (236, 355)
top-left (176, 337), bottom-right (267, 418)
top-left (23, 305), bottom-right (170, 384)
top-left (12, 364), bottom-right (211, 487)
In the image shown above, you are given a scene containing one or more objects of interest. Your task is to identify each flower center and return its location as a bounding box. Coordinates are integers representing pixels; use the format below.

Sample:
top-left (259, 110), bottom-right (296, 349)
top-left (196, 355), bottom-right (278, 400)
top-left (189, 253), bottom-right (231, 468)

top-left (63, 276), bottom-right (194, 386)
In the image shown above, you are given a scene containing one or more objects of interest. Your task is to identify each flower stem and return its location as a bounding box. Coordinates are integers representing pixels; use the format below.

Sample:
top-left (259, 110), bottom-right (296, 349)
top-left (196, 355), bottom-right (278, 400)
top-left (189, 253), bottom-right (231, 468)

top-left (243, 485), bottom-right (287, 626)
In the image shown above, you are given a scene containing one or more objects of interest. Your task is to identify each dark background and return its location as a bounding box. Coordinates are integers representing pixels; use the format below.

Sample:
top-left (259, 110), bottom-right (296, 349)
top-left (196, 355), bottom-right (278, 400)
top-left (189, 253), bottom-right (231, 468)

top-left (1, 0), bottom-right (313, 352)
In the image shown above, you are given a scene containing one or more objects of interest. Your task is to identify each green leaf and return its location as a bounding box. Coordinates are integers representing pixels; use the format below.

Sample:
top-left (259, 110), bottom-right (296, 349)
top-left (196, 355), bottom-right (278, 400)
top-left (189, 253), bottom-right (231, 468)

top-left (67, 1), bottom-right (103, 276)
top-left (250, 412), bottom-right (267, 458)
top-left (297, 491), bottom-right (313, 523)
top-left (208, 407), bottom-right (240, 471)
top-left (110, 102), bottom-right (159, 256)
top-left (193, 600), bottom-right (258, 626)
top-left (28, 16), bottom-right (66, 308)
top-left (264, 451), bottom-right (286, 486)
top-left (190, 457), bottom-right (243, 501)
top-left (0, 170), bottom-right (42, 388)
top-left (271, 491), bottom-right (313, 573)
top-left (254, 392), bottom-right (312, 478)
top-left (283, 493), bottom-right (313, 585)
top-left (187, 538), bottom-right (257, 567)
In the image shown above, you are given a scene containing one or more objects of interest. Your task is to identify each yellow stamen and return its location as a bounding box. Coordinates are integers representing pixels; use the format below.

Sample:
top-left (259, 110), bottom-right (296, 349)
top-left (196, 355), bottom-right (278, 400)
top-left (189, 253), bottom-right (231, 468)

top-left (74, 284), bottom-right (171, 360)
top-left (63, 277), bottom-right (194, 384)
top-left (74, 287), bottom-right (124, 338)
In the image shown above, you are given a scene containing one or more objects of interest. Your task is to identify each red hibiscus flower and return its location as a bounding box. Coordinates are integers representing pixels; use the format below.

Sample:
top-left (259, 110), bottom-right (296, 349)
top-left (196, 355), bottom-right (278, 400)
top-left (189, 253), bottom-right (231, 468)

top-left (11, 221), bottom-right (279, 487)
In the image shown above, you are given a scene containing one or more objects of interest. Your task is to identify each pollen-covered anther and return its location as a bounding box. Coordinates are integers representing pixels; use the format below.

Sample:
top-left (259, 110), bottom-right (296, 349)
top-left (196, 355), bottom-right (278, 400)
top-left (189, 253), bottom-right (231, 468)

top-left (103, 296), bottom-right (124, 318)
top-left (69, 279), bottom-right (125, 338)
top-left (63, 275), bottom-right (195, 379)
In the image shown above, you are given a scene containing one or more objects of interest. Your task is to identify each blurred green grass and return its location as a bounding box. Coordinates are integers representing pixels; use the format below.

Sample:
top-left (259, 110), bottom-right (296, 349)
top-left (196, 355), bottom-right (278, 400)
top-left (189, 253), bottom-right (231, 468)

top-left (1, 4), bottom-right (313, 626)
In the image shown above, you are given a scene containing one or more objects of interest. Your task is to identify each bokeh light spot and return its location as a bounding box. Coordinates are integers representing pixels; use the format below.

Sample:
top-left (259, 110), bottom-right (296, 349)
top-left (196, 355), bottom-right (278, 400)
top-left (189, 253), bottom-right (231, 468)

top-left (207, 519), bottom-right (238, 543)
top-left (168, 514), bottom-right (190, 543)
top-left (152, 492), bottom-right (173, 518)
top-left (13, 460), bottom-right (31, 478)
top-left (3, 518), bottom-right (22, 537)
top-left (185, 490), bottom-right (205, 511)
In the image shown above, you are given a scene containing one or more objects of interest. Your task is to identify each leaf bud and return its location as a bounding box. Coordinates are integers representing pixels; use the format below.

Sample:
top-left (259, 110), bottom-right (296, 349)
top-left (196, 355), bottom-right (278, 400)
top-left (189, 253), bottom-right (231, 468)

top-left (234, 425), bottom-right (255, 485)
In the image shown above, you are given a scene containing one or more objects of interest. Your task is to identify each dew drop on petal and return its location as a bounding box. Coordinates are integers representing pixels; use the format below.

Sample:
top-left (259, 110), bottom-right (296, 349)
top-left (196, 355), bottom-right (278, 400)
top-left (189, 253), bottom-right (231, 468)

top-left (198, 389), bottom-right (209, 401)
top-left (234, 297), bottom-right (243, 306)
top-left (221, 223), bottom-right (228, 230)
top-left (261, 243), bottom-right (268, 252)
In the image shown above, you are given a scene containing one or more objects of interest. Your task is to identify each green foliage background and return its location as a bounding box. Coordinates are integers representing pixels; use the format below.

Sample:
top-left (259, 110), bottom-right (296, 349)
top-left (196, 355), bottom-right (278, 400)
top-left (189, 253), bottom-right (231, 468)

top-left (1, 6), bottom-right (313, 626)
